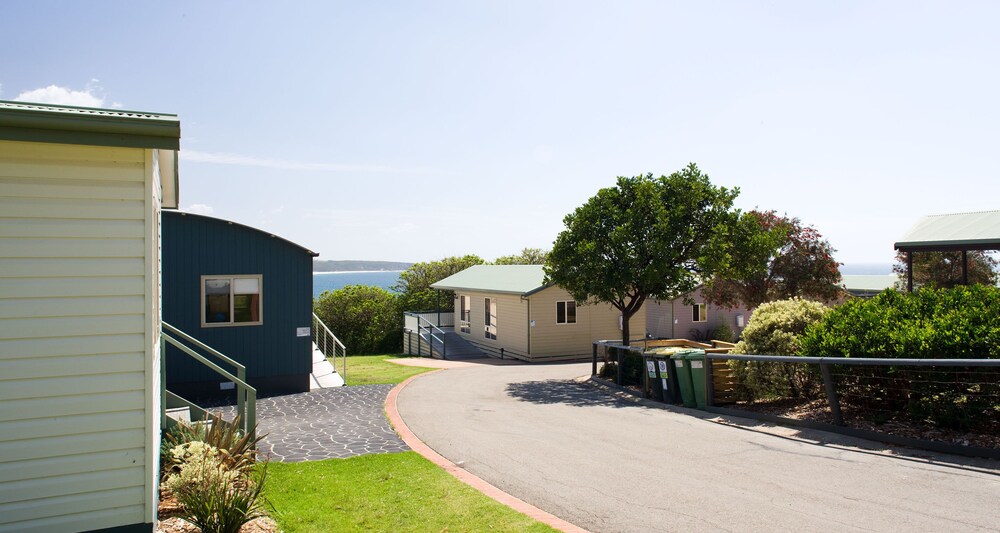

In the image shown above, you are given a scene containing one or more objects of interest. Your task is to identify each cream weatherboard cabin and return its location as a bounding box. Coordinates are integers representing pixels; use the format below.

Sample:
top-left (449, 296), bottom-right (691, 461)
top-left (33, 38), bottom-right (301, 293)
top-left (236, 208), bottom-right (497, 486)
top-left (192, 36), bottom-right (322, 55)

top-left (0, 101), bottom-right (180, 532)
top-left (430, 265), bottom-right (642, 361)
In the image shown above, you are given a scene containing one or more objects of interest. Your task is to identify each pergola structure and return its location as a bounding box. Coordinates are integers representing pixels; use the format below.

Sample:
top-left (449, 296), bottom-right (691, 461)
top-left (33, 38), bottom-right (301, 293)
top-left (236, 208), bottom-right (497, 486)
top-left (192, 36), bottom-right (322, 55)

top-left (894, 210), bottom-right (1000, 292)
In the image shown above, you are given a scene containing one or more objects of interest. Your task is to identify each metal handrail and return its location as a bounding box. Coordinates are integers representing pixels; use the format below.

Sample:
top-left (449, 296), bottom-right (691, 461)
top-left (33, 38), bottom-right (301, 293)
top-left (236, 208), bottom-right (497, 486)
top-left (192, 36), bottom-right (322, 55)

top-left (402, 312), bottom-right (449, 359)
top-left (160, 327), bottom-right (257, 438)
top-left (312, 313), bottom-right (347, 381)
top-left (416, 314), bottom-right (447, 359)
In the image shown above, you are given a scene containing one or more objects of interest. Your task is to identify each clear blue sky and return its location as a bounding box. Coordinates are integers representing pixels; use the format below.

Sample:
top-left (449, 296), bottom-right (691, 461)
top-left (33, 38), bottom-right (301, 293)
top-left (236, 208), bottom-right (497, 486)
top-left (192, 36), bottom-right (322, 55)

top-left (4, 2), bottom-right (999, 266)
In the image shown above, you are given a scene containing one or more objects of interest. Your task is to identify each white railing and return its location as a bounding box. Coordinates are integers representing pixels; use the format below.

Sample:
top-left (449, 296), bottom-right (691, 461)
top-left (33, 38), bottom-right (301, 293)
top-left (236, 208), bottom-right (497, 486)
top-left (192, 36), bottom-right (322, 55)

top-left (403, 311), bottom-right (448, 359)
top-left (312, 313), bottom-right (347, 381)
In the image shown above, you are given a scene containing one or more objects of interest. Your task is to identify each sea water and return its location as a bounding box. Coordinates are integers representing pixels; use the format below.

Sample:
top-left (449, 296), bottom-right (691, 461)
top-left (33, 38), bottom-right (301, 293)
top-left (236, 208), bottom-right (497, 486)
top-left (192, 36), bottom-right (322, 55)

top-left (313, 271), bottom-right (402, 299)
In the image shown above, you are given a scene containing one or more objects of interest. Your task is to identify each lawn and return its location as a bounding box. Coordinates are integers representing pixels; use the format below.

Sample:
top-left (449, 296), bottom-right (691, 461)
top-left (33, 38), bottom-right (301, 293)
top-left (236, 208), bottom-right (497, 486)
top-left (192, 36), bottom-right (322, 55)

top-left (265, 452), bottom-right (557, 533)
top-left (339, 354), bottom-right (437, 386)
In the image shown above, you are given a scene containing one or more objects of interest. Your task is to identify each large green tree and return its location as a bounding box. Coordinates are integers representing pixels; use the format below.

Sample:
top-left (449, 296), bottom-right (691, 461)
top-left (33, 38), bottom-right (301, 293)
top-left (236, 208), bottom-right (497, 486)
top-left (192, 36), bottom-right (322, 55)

top-left (892, 250), bottom-right (999, 290)
top-left (702, 210), bottom-right (843, 309)
top-left (314, 285), bottom-right (402, 354)
top-left (545, 164), bottom-right (741, 345)
top-left (494, 248), bottom-right (549, 265)
top-left (394, 255), bottom-right (485, 312)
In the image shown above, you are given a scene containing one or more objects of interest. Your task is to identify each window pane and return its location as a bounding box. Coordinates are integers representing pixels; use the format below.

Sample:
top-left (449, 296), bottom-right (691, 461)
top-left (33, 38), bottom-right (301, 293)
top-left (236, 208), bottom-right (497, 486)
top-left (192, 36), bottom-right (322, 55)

top-left (234, 294), bottom-right (260, 323)
top-left (234, 277), bottom-right (259, 294)
top-left (693, 305), bottom-right (699, 322)
top-left (205, 279), bottom-right (231, 323)
top-left (567, 301), bottom-right (577, 323)
top-left (557, 301), bottom-right (566, 323)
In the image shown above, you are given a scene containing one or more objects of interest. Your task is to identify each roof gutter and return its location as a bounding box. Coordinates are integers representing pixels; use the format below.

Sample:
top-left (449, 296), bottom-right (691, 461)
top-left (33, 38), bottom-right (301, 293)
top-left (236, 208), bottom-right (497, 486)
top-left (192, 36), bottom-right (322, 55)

top-left (0, 101), bottom-right (180, 150)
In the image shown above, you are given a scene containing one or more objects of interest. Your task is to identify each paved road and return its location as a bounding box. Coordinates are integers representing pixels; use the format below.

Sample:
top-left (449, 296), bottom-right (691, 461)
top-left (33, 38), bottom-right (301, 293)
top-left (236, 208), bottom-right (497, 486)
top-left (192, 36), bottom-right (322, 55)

top-left (396, 362), bottom-right (1000, 532)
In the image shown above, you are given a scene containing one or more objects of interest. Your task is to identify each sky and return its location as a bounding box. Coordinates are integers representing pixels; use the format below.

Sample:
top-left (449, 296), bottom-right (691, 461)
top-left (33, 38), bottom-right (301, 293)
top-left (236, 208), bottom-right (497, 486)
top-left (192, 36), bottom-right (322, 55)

top-left (3, 2), bottom-right (999, 267)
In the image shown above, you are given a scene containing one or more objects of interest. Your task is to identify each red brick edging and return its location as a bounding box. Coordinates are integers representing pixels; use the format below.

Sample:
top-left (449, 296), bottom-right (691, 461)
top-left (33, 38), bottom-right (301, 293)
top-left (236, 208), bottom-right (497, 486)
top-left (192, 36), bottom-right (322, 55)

top-left (384, 370), bottom-right (589, 533)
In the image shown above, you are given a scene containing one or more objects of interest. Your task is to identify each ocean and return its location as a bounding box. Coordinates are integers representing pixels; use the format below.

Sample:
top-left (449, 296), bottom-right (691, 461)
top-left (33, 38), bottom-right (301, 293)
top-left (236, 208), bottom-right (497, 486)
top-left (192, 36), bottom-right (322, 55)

top-left (313, 271), bottom-right (402, 299)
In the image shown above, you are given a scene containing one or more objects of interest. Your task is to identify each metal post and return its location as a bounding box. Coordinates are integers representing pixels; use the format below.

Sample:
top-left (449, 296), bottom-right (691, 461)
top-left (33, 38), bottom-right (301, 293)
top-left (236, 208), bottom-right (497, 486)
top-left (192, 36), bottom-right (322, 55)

top-left (616, 348), bottom-right (623, 386)
top-left (907, 251), bottom-right (913, 292)
top-left (592, 343), bottom-right (598, 376)
top-left (704, 354), bottom-right (715, 407)
top-left (160, 336), bottom-right (167, 428)
top-left (500, 347), bottom-right (504, 360)
top-left (437, 290), bottom-right (441, 328)
top-left (417, 323), bottom-right (422, 357)
top-left (820, 363), bottom-right (844, 426)
top-left (962, 250), bottom-right (969, 285)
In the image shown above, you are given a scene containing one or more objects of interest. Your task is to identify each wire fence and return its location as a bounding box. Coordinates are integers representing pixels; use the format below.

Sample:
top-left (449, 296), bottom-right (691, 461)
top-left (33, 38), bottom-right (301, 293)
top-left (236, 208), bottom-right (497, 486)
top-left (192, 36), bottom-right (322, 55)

top-left (709, 354), bottom-right (1000, 450)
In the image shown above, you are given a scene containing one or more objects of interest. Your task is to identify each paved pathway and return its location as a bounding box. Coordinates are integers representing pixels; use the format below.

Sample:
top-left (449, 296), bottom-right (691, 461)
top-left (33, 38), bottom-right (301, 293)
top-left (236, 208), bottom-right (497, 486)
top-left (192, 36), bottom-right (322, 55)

top-left (218, 384), bottom-right (407, 462)
top-left (396, 362), bottom-right (1000, 533)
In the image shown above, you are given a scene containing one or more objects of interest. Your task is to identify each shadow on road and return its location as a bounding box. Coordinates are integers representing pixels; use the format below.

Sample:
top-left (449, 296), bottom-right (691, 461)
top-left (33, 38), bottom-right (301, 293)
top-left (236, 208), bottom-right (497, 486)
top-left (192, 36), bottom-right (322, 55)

top-left (505, 379), bottom-right (640, 408)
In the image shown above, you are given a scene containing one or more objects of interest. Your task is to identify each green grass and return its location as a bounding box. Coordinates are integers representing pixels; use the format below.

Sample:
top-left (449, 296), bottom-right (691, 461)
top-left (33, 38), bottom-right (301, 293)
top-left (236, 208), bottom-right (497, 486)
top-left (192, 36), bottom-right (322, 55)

top-left (264, 452), bottom-right (557, 533)
top-left (339, 354), bottom-right (437, 386)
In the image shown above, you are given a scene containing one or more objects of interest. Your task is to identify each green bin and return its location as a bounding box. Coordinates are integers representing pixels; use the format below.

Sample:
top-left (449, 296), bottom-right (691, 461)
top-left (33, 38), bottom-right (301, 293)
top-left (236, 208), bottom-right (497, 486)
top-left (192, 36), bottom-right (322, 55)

top-left (683, 350), bottom-right (708, 409)
top-left (652, 348), bottom-right (684, 404)
top-left (671, 350), bottom-right (697, 408)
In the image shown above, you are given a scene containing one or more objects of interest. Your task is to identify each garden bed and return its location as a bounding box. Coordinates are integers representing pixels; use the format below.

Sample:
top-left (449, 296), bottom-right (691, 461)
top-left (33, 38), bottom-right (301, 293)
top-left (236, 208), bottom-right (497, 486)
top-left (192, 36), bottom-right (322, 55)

top-left (731, 397), bottom-right (1000, 450)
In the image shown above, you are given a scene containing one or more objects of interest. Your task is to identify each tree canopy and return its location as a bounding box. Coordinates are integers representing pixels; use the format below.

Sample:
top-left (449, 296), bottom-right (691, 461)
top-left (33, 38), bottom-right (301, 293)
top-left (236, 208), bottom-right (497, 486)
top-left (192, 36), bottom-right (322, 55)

top-left (494, 248), bottom-right (549, 265)
top-left (314, 285), bottom-right (401, 354)
top-left (892, 250), bottom-right (999, 290)
top-left (394, 255), bottom-right (485, 312)
top-left (545, 164), bottom-right (740, 345)
top-left (702, 210), bottom-right (843, 309)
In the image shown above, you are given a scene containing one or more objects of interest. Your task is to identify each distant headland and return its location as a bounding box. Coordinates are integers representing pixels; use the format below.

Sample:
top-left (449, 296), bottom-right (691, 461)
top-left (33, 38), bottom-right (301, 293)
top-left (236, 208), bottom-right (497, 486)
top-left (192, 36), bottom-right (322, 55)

top-left (313, 260), bottom-right (413, 272)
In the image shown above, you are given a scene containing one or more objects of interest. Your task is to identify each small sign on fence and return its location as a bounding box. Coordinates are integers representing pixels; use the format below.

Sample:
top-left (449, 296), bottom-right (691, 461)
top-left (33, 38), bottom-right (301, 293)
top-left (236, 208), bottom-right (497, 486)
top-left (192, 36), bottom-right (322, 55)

top-left (296, 327), bottom-right (310, 337)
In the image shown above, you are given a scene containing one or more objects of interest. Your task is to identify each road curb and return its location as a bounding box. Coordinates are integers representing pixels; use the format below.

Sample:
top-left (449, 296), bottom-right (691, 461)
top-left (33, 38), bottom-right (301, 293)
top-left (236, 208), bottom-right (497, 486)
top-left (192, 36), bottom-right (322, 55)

top-left (384, 370), bottom-right (589, 533)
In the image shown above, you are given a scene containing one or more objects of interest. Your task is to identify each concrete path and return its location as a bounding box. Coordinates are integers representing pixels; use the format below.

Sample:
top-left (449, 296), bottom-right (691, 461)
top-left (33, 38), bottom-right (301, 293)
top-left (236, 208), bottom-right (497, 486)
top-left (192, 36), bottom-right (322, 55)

top-left (395, 362), bottom-right (1000, 533)
top-left (217, 384), bottom-right (407, 462)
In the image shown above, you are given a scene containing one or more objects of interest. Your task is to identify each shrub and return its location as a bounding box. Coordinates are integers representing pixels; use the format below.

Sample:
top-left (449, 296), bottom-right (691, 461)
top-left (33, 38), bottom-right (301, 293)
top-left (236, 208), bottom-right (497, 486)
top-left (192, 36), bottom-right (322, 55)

top-left (162, 418), bottom-right (270, 533)
top-left (730, 298), bottom-right (829, 401)
top-left (598, 348), bottom-right (644, 387)
top-left (709, 323), bottom-right (736, 343)
top-left (314, 285), bottom-right (403, 354)
top-left (800, 285), bottom-right (1000, 430)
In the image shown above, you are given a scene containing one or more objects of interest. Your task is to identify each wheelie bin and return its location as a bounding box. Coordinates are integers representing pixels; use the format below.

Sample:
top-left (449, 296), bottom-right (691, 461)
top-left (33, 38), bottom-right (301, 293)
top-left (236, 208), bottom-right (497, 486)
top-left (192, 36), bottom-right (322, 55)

top-left (683, 349), bottom-right (708, 408)
top-left (671, 350), bottom-right (697, 408)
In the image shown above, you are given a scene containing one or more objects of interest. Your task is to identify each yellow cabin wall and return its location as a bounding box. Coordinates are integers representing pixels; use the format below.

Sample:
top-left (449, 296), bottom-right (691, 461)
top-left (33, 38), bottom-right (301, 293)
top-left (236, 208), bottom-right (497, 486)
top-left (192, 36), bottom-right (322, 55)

top-left (0, 140), bottom-right (161, 532)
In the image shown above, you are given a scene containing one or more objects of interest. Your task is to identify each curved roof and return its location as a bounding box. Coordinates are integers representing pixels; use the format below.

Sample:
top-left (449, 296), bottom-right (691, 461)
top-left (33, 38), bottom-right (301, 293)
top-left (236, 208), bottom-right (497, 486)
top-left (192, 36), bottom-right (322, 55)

top-left (895, 210), bottom-right (1000, 252)
top-left (164, 210), bottom-right (318, 257)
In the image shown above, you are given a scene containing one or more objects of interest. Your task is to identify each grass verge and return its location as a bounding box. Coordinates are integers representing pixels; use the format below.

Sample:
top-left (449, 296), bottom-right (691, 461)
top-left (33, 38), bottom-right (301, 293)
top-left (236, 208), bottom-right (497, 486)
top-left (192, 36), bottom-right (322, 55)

top-left (265, 452), bottom-right (557, 532)
top-left (340, 354), bottom-right (437, 386)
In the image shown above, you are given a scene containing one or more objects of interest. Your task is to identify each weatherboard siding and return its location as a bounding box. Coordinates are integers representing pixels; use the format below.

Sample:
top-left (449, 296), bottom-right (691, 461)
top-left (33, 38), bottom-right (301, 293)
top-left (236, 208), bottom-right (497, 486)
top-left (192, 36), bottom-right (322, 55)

top-left (528, 286), bottom-right (640, 358)
top-left (453, 291), bottom-right (529, 357)
top-left (0, 140), bottom-right (158, 532)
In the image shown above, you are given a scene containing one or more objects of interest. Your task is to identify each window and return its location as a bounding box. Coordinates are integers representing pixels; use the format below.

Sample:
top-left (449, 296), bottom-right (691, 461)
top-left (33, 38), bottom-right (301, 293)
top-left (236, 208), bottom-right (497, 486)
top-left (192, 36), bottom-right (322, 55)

top-left (484, 297), bottom-right (497, 340)
top-left (556, 301), bottom-right (577, 324)
top-left (202, 275), bottom-right (262, 327)
top-left (692, 303), bottom-right (707, 323)
top-left (460, 295), bottom-right (471, 333)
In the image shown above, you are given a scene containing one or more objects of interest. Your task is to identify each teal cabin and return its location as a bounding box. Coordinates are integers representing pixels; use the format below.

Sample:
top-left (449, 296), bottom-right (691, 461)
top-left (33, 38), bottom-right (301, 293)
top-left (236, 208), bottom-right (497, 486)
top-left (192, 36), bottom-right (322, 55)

top-left (161, 211), bottom-right (318, 397)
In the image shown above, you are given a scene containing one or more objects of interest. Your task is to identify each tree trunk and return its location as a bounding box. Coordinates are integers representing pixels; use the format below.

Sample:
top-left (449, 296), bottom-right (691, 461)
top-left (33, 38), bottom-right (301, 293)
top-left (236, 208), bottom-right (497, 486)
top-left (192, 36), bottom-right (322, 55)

top-left (621, 312), bottom-right (631, 346)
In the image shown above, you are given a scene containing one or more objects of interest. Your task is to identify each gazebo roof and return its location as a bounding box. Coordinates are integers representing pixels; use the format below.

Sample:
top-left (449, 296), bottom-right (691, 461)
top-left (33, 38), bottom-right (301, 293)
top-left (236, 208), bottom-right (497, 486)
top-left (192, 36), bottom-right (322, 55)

top-left (894, 210), bottom-right (1000, 252)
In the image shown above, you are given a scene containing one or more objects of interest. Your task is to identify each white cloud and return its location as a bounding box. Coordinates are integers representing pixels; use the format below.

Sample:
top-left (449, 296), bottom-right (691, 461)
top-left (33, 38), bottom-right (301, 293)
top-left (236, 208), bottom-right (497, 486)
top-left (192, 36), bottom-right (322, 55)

top-left (179, 149), bottom-right (433, 174)
top-left (181, 204), bottom-right (215, 216)
top-left (14, 82), bottom-right (106, 107)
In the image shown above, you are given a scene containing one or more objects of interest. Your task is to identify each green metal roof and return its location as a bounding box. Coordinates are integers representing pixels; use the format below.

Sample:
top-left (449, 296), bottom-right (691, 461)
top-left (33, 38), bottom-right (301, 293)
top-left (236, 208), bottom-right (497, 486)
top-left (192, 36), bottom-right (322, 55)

top-left (895, 210), bottom-right (1000, 251)
top-left (0, 100), bottom-right (180, 150)
top-left (430, 265), bottom-right (549, 295)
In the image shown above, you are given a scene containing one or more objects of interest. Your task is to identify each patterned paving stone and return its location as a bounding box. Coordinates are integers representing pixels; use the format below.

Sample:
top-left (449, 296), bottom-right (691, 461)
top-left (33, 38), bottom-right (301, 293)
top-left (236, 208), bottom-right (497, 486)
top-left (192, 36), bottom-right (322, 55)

top-left (214, 384), bottom-right (408, 462)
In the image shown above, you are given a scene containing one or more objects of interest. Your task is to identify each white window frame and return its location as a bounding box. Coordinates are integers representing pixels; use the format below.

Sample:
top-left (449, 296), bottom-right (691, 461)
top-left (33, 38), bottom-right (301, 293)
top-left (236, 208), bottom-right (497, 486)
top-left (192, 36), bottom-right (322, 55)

top-left (201, 274), bottom-right (263, 327)
top-left (460, 294), bottom-right (471, 334)
top-left (485, 297), bottom-right (497, 340)
top-left (556, 300), bottom-right (577, 324)
top-left (692, 303), bottom-right (707, 323)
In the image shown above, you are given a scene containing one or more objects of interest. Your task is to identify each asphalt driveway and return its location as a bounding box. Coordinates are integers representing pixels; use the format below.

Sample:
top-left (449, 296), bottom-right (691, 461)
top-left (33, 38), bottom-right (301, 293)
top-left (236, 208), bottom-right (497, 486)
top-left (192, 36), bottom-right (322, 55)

top-left (395, 362), bottom-right (1000, 532)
